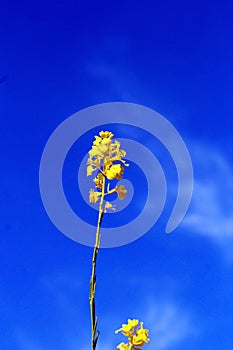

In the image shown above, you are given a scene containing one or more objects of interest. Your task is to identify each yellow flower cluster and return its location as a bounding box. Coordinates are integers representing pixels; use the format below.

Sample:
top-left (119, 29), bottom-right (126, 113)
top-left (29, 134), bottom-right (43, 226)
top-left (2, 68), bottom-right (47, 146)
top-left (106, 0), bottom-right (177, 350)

top-left (87, 131), bottom-right (128, 209)
top-left (115, 319), bottom-right (150, 350)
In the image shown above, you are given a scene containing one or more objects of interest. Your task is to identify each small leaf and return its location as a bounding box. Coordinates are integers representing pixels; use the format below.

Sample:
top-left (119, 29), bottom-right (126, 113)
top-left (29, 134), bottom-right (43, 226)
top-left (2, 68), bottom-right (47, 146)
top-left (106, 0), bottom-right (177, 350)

top-left (116, 185), bottom-right (127, 200)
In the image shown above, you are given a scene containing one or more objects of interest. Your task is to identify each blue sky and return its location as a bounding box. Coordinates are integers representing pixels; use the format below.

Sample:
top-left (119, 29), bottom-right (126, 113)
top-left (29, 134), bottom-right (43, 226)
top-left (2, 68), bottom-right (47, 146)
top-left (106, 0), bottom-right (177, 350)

top-left (1, 0), bottom-right (232, 349)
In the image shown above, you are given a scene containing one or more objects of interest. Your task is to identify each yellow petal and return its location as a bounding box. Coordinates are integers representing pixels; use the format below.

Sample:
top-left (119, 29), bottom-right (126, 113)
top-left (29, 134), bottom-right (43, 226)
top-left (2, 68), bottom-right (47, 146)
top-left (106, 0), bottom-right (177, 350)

top-left (105, 164), bottom-right (123, 180)
top-left (93, 136), bottom-right (101, 146)
top-left (116, 342), bottom-right (129, 350)
top-left (87, 165), bottom-right (94, 176)
top-left (99, 131), bottom-right (114, 139)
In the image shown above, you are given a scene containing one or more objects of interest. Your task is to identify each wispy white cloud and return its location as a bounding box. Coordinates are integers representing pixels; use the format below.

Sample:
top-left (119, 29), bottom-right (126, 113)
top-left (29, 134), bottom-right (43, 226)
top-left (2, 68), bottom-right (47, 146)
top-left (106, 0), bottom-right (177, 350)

top-left (15, 329), bottom-right (112, 350)
top-left (15, 331), bottom-right (43, 350)
top-left (78, 299), bottom-right (197, 350)
top-left (83, 37), bottom-right (140, 101)
top-left (183, 145), bottom-right (233, 261)
top-left (140, 298), bottom-right (197, 350)
top-left (15, 294), bottom-right (197, 350)
top-left (79, 341), bottom-right (112, 350)
top-left (85, 59), bottom-right (136, 101)
top-left (39, 270), bottom-right (84, 309)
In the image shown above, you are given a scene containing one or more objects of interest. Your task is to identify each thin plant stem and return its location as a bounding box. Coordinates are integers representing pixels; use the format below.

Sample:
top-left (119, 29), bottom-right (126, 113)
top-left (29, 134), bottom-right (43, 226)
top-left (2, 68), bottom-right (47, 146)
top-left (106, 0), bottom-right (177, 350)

top-left (89, 175), bottom-right (106, 350)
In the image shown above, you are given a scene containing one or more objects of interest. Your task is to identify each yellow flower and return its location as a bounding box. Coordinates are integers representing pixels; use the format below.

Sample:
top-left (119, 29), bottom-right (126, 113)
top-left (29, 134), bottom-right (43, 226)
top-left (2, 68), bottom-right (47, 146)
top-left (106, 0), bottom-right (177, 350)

top-left (105, 164), bottom-right (124, 180)
top-left (102, 137), bottom-right (112, 145)
top-left (88, 146), bottom-right (100, 158)
top-left (98, 143), bottom-right (109, 154)
top-left (115, 319), bottom-right (139, 337)
top-left (87, 131), bottom-right (128, 179)
top-left (93, 173), bottom-right (104, 189)
top-left (116, 342), bottom-right (130, 350)
top-left (87, 131), bottom-right (129, 207)
top-left (99, 131), bottom-right (114, 139)
top-left (90, 132), bottom-right (114, 157)
top-left (93, 135), bottom-right (102, 146)
top-left (132, 327), bottom-right (150, 347)
top-left (89, 189), bottom-right (101, 203)
top-left (115, 319), bottom-right (150, 349)
top-left (104, 201), bottom-right (116, 212)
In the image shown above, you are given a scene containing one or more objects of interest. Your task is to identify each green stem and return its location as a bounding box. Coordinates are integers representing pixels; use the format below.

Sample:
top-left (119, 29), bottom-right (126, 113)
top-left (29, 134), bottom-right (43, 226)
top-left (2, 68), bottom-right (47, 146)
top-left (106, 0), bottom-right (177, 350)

top-left (89, 176), bottom-right (106, 350)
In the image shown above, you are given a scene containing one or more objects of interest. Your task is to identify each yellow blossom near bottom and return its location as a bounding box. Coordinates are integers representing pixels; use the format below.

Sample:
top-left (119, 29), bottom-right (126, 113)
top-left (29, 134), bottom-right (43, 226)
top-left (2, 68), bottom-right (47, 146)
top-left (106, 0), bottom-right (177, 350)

top-left (117, 342), bottom-right (131, 350)
top-left (115, 319), bottom-right (150, 349)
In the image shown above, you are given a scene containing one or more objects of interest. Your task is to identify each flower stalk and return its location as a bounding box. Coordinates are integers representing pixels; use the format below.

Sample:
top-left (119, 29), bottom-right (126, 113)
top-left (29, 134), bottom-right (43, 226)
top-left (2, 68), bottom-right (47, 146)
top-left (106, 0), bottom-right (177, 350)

top-left (89, 175), bottom-right (106, 350)
top-left (87, 131), bottom-right (128, 350)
